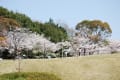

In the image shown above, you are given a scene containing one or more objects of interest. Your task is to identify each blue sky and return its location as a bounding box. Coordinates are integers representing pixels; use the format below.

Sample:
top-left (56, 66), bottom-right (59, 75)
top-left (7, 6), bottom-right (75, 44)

top-left (0, 0), bottom-right (120, 40)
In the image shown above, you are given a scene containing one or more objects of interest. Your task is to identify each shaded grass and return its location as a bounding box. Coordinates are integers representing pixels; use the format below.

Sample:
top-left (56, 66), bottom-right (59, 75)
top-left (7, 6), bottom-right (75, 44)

top-left (0, 72), bottom-right (61, 80)
top-left (0, 53), bottom-right (120, 80)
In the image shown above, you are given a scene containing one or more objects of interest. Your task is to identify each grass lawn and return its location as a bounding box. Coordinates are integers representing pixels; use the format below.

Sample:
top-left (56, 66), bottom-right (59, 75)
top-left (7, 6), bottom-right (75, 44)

top-left (0, 72), bottom-right (61, 80)
top-left (0, 53), bottom-right (120, 80)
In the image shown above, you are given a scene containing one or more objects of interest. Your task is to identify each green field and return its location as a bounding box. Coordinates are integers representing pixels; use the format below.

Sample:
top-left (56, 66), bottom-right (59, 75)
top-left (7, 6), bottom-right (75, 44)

top-left (0, 54), bottom-right (120, 80)
top-left (0, 72), bottom-right (61, 80)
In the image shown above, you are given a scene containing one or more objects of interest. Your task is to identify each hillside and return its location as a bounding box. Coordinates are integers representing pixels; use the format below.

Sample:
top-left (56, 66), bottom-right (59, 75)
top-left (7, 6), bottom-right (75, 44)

top-left (0, 7), bottom-right (68, 43)
top-left (0, 53), bottom-right (120, 80)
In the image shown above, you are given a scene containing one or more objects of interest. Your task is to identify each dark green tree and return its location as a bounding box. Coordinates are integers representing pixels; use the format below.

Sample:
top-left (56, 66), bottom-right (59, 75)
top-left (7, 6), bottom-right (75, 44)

top-left (0, 7), bottom-right (68, 43)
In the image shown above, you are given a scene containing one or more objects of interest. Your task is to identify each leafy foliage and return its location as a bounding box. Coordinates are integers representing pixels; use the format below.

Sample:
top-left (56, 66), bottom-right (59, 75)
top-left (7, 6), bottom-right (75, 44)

top-left (76, 20), bottom-right (112, 43)
top-left (0, 7), bottom-right (68, 43)
top-left (0, 16), bottom-right (20, 47)
top-left (0, 16), bottom-right (20, 33)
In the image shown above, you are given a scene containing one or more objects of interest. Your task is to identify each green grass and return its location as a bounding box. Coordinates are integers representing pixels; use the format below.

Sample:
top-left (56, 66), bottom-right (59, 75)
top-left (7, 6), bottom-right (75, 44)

top-left (0, 72), bottom-right (61, 80)
top-left (0, 53), bottom-right (120, 80)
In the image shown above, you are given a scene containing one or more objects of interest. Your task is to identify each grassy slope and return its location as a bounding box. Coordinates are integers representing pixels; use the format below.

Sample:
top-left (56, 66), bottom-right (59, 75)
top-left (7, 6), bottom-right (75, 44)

top-left (0, 54), bottom-right (120, 80)
top-left (0, 72), bottom-right (61, 80)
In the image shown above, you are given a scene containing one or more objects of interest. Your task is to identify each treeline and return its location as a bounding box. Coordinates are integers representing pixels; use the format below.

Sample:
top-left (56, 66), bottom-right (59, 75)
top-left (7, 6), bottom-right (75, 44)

top-left (0, 7), bottom-right (68, 43)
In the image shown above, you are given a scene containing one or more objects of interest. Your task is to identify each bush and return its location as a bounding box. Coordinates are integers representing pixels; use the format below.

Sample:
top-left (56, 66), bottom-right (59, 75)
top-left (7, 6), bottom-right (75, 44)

top-left (0, 72), bottom-right (61, 80)
top-left (47, 53), bottom-right (57, 58)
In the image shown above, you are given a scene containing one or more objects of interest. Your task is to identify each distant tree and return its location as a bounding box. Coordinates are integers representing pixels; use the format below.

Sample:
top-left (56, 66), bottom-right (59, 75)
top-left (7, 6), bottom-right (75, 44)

top-left (7, 28), bottom-right (58, 58)
top-left (0, 16), bottom-right (20, 31)
top-left (0, 37), bottom-right (7, 47)
top-left (0, 16), bottom-right (20, 47)
top-left (68, 20), bottom-right (113, 56)
top-left (7, 30), bottom-right (27, 58)
top-left (43, 19), bottom-right (68, 42)
top-left (76, 20), bottom-right (112, 43)
top-left (31, 34), bottom-right (57, 54)
top-left (0, 7), bottom-right (68, 43)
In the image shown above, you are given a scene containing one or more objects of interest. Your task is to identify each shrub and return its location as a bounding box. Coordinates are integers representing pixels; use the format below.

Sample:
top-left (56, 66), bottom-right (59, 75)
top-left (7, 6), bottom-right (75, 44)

top-left (47, 53), bottom-right (57, 58)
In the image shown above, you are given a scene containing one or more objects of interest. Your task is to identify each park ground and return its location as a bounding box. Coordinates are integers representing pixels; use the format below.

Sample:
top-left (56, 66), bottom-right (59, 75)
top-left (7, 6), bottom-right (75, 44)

top-left (0, 53), bottom-right (120, 80)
